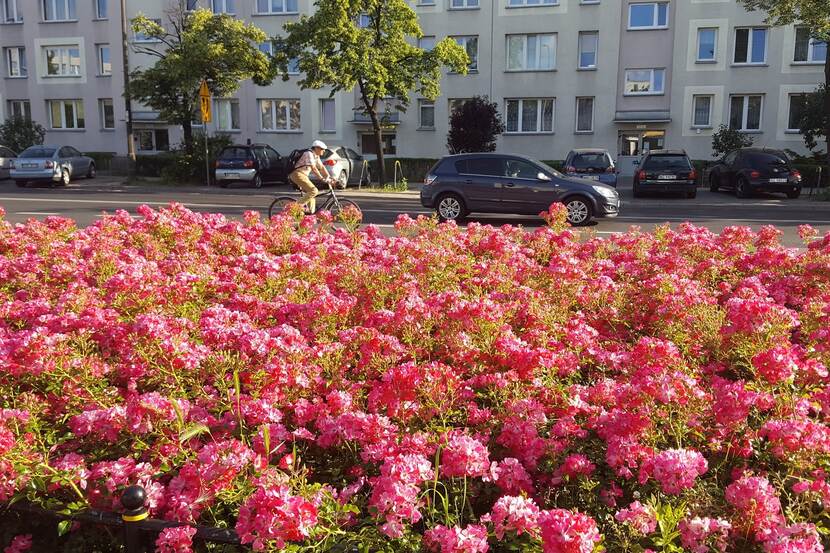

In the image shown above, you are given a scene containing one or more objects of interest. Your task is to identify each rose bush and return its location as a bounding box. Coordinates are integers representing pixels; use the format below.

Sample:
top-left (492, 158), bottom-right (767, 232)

top-left (2, 203), bottom-right (830, 552)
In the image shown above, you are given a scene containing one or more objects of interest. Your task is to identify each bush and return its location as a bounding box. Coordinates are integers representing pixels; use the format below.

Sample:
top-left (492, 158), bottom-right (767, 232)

top-left (83, 152), bottom-right (116, 172)
top-left (134, 154), bottom-right (178, 178)
top-left (711, 124), bottom-right (753, 158)
top-left (447, 96), bottom-right (505, 154)
top-left (158, 132), bottom-right (234, 184)
top-left (0, 116), bottom-right (46, 154)
top-left (368, 158), bottom-right (439, 184)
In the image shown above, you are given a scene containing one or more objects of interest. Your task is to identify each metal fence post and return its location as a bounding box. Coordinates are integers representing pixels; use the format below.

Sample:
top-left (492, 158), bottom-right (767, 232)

top-left (121, 485), bottom-right (148, 553)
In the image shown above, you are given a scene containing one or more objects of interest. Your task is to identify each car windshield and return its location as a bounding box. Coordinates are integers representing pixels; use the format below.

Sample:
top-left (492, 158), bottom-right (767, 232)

top-left (19, 148), bottom-right (56, 158)
top-left (219, 148), bottom-right (253, 160)
top-left (643, 155), bottom-right (692, 171)
top-left (746, 152), bottom-right (790, 168)
top-left (571, 153), bottom-right (611, 170)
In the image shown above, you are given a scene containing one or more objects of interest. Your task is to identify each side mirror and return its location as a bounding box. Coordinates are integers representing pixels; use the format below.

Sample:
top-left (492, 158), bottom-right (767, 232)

top-left (537, 172), bottom-right (551, 181)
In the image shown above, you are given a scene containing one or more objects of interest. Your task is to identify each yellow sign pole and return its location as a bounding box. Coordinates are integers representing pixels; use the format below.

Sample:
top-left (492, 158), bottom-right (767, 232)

top-left (199, 80), bottom-right (211, 185)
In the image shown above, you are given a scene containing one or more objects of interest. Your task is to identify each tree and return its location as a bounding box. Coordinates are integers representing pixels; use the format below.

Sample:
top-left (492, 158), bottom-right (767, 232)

top-left (792, 84), bottom-right (828, 152)
top-left (737, 0), bottom-right (829, 168)
top-left (280, 0), bottom-right (468, 185)
top-left (446, 96), bottom-right (505, 154)
top-left (0, 116), bottom-right (46, 154)
top-left (711, 124), bottom-right (754, 158)
top-left (130, 5), bottom-right (275, 154)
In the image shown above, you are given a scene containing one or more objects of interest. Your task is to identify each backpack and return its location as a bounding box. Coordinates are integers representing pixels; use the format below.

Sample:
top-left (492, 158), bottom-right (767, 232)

top-left (288, 148), bottom-right (311, 171)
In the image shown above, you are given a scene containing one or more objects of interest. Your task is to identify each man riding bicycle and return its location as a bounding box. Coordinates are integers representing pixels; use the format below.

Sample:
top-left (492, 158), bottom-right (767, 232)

top-left (290, 140), bottom-right (336, 214)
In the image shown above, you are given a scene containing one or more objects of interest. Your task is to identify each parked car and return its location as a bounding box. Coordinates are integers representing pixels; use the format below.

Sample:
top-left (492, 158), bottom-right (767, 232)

top-left (708, 148), bottom-right (802, 199)
top-left (11, 145), bottom-right (95, 187)
top-left (319, 147), bottom-right (371, 189)
top-left (633, 149), bottom-right (697, 199)
top-left (214, 144), bottom-right (288, 188)
top-left (421, 153), bottom-right (620, 226)
top-left (563, 148), bottom-right (618, 188)
top-left (0, 146), bottom-right (16, 180)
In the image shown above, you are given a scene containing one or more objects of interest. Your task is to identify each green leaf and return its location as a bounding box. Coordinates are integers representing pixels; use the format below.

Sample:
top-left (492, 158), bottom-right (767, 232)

top-left (57, 520), bottom-right (72, 537)
top-left (179, 423), bottom-right (211, 443)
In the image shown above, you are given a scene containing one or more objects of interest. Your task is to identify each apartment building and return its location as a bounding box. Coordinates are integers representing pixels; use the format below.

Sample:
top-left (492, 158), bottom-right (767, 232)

top-left (0, 0), bottom-right (825, 174)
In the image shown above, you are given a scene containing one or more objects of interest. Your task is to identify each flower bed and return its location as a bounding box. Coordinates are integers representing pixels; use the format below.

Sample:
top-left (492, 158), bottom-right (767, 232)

top-left (2, 204), bottom-right (830, 552)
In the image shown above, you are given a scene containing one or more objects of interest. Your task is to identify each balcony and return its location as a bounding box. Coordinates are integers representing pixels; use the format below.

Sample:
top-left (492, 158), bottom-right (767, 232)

top-left (349, 110), bottom-right (401, 126)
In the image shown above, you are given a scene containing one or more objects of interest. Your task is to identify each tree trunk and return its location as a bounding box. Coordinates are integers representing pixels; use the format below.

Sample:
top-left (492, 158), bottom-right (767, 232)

top-left (368, 110), bottom-right (386, 186)
top-left (824, 54), bottom-right (829, 188)
top-left (182, 118), bottom-right (193, 155)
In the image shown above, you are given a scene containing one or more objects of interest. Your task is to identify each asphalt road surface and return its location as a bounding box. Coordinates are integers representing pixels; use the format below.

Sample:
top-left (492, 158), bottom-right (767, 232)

top-left (2, 177), bottom-right (830, 247)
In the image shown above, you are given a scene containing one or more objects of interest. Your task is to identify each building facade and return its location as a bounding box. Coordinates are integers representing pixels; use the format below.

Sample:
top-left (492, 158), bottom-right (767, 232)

top-left (0, 0), bottom-right (825, 173)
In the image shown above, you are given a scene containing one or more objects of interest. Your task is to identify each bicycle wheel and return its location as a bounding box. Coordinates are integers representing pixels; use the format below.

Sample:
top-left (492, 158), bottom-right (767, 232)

top-left (268, 196), bottom-right (298, 219)
top-left (329, 199), bottom-right (362, 219)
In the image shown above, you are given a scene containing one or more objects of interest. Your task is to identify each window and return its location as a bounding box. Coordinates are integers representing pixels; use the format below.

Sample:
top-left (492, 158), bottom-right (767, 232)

top-left (418, 0), bottom-right (435, 5)
top-left (5, 47), bottom-right (25, 77)
top-left (505, 98), bottom-right (554, 133)
top-left (135, 129), bottom-right (169, 152)
top-left (692, 95), bottom-right (712, 127)
top-left (456, 158), bottom-right (503, 176)
top-left (449, 98), bottom-right (470, 113)
top-left (450, 0), bottom-right (478, 9)
top-left (696, 28), bottom-right (717, 62)
top-left (581, 0), bottom-right (600, 3)
top-left (212, 0), bottom-right (235, 13)
top-left (99, 98), bottom-right (114, 129)
top-left (787, 94), bottom-right (807, 131)
top-left (361, 133), bottom-right (396, 155)
top-left (578, 32), bottom-right (598, 69)
top-left (575, 97), bottom-right (593, 132)
top-left (320, 98), bottom-right (335, 131)
top-left (216, 98), bottom-right (240, 131)
top-left (259, 99), bottom-right (301, 131)
top-left (44, 46), bottom-right (81, 77)
top-left (258, 42), bottom-right (299, 73)
top-left (453, 36), bottom-right (478, 71)
top-left (43, 0), bottom-right (76, 20)
top-left (4, 0), bottom-right (21, 22)
top-left (356, 13), bottom-right (370, 27)
top-left (95, 0), bottom-right (107, 18)
top-left (97, 45), bottom-right (111, 75)
top-left (628, 2), bottom-right (668, 29)
top-left (505, 158), bottom-right (541, 179)
top-left (508, 0), bottom-right (557, 6)
top-left (733, 27), bottom-right (767, 64)
top-left (48, 99), bottom-right (85, 129)
top-left (729, 95), bottom-right (763, 131)
top-left (419, 36), bottom-right (435, 51)
top-left (794, 27), bottom-right (827, 63)
top-left (624, 68), bottom-right (664, 95)
top-left (506, 34), bottom-right (555, 71)
top-left (255, 0), bottom-right (298, 14)
top-left (134, 19), bottom-right (162, 42)
top-left (418, 99), bottom-right (434, 129)
top-left (7, 100), bottom-right (30, 120)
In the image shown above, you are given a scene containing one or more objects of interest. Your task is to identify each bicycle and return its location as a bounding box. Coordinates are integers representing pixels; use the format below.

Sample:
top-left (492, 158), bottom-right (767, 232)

top-left (268, 180), bottom-right (362, 219)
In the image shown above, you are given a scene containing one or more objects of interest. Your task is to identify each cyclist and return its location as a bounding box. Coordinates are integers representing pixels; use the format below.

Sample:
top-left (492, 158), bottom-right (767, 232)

top-left (289, 140), bottom-right (336, 214)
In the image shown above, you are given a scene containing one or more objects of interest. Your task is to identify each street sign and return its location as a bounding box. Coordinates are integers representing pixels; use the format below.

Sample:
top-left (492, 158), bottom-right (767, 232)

top-left (199, 81), bottom-right (211, 123)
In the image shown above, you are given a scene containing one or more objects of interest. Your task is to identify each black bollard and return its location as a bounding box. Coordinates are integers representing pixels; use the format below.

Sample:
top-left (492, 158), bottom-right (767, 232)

top-left (121, 485), bottom-right (148, 553)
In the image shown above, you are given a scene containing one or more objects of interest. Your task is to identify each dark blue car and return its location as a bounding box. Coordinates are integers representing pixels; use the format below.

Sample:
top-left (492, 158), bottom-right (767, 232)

top-left (562, 149), bottom-right (618, 188)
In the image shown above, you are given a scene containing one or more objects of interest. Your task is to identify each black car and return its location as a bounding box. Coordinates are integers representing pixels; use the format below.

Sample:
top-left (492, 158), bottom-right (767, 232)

top-left (421, 153), bottom-right (620, 226)
top-left (214, 144), bottom-right (288, 188)
top-left (633, 150), bottom-right (697, 199)
top-left (708, 148), bottom-right (802, 199)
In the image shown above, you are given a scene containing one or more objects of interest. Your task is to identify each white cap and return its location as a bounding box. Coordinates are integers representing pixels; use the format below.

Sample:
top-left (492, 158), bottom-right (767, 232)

top-left (311, 140), bottom-right (327, 150)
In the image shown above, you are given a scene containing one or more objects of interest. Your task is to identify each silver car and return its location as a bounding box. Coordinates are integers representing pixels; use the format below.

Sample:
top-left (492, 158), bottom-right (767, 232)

top-left (11, 145), bottom-right (96, 187)
top-left (0, 146), bottom-right (16, 180)
top-left (319, 147), bottom-right (372, 189)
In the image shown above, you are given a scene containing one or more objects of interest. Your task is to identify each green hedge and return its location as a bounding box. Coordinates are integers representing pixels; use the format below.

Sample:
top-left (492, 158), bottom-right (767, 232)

top-left (792, 162), bottom-right (830, 188)
top-left (368, 158), bottom-right (439, 183)
top-left (135, 154), bottom-right (179, 178)
top-left (84, 152), bottom-right (116, 172)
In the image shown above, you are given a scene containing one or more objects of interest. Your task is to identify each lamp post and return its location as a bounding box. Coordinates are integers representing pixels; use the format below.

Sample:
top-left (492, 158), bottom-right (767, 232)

top-left (120, 0), bottom-right (136, 168)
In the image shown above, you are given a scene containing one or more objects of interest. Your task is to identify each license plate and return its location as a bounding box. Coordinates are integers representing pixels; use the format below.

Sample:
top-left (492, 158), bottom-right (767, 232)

top-left (583, 175), bottom-right (600, 181)
top-left (23, 163), bottom-right (37, 168)
top-left (769, 178), bottom-right (787, 183)
top-left (225, 173), bottom-right (240, 179)
top-left (658, 175), bottom-right (677, 180)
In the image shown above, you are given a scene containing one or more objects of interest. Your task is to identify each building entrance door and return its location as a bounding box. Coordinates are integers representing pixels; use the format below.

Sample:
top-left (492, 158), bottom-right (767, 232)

top-left (616, 130), bottom-right (666, 176)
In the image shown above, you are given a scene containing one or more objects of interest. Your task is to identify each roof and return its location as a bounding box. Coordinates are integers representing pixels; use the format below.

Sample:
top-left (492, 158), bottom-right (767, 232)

top-left (644, 149), bottom-right (688, 156)
top-left (568, 148), bottom-right (612, 154)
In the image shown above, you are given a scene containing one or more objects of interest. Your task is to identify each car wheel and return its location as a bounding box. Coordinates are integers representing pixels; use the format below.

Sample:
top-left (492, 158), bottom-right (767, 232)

top-left (564, 196), bottom-right (593, 226)
top-left (436, 193), bottom-right (467, 222)
top-left (337, 170), bottom-right (348, 190)
top-left (252, 174), bottom-right (263, 189)
top-left (87, 163), bottom-right (96, 179)
top-left (735, 177), bottom-right (750, 198)
top-left (709, 174), bottom-right (719, 192)
top-left (787, 189), bottom-right (801, 199)
top-left (687, 188), bottom-right (697, 199)
top-left (15, 180), bottom-right (26, 188)
top-left (633, 183), bottom-right (643, 198)
top-left (61, 168), bottom-right (70, 186)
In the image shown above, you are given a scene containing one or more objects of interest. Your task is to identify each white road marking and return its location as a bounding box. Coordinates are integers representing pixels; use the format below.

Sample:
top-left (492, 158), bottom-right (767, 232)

top-left (0, 197), bottom-right (249, 209)
top-left (14, 211), bottom-right (61, 216)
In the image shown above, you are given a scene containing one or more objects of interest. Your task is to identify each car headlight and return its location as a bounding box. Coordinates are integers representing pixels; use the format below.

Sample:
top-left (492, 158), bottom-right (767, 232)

top-left (592, 185), bottom-right (618, 198)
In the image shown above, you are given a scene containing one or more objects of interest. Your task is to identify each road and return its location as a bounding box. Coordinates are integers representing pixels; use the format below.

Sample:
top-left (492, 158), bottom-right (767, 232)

top-left (1, 177), bottom-right (829, 247)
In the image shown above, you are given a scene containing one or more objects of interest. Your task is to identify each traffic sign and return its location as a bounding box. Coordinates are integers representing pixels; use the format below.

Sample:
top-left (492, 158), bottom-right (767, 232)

top-left (199, 81), bottom-right (211, 123)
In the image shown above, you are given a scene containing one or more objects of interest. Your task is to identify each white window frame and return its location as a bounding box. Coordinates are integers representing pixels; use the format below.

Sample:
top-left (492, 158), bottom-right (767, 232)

top-left (255, 0), bottom-right (298, 14)
top-left (449, 0), bottom-right (478, 9)
top-left (507, 0), bottom-right (558, 7)
top-left (733, 27), bottom-right (767, 65)
top-left (43, 45), bottom-right (82, 77)
top-left (215, 98), bottom-right (240, 131)
top-left (7, 99), bottom-right (31, 119)
top-left (418, 99), bottom-right (435, 129)
top-left (577, 31), bottom-right (598, 69)
top-left (505, 98), bottom-right (555, 134)
top-left (259, 99), bottom-right (301, 132)
top-left (453, 36), bottom-right (478, 72)
top-left (793, 27), bottom-right (827, 64)
top-left (506, 33), bottom-right (556, 71)
top-left (696, 28), bottom-right (717, 62)
top-left (418, 35), bottom-right (436, 51)
top-left (42, 0), bottom-right (76, 21)
top-left (575, 97), bottom-right (594, 133)
top-left (417, 0), bottom-right (436, 6)
top-left (628, 2), bottom-right (668, 30)
top-left (691, 95), bottom-right (713, 128)
top-left (95, 0), bottom-right (107, 19)
top-left (135, 129), bottom-right (170, 152)
top-left (729, 94), bottom-right (763, 132)
top-left (97, 44), bottom-right (111, 75)
top-left (5, 47), bottom-right (26, 77)
top-left (48, 99), bottom-right (85, 129)
top-left (3, 0), bottom-right (22, 22)
top-left (320, 98), bottom-right (335, 132)
top-left (212, 0), bottom-right (235, 14)
top-left (99, 98), bottom-right (114, 129)
top-left (580, 0), bottom-right (600, 3)
top-left (624, 68), bottom-right (665, 96)
top-left (133, 19), bottom-right (163, 43)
